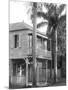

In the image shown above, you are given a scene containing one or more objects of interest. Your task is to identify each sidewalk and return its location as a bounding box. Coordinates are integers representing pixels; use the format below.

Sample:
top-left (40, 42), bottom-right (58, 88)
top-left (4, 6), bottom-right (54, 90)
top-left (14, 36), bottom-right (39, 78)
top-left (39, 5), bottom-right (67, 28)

top-left (49, 78), bottom-right (66, 86)
top-left (9, 78), bottom-right (66, 89)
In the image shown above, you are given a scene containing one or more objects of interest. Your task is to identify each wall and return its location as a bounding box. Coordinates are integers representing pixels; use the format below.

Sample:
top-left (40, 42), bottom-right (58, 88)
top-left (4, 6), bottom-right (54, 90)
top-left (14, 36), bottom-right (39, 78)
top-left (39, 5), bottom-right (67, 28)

top-left (9, 29), bottom-right (52, 60)
top-left (9, 30), bottom-right (31, 59)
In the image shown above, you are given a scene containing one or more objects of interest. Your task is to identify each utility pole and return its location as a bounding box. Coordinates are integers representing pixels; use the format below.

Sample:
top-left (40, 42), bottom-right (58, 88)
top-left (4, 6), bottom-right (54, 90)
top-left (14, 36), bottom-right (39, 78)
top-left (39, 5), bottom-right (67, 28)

top-left (32, 2), bottom-right (37, 87)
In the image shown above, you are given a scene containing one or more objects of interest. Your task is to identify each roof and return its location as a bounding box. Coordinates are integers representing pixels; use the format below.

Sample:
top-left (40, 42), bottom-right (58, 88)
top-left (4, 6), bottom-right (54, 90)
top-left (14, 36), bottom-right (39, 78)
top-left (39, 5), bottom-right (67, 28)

top-left (9, 22), bottom-right (33, 31)
top-left (9, 22), bottom-right (48, 39)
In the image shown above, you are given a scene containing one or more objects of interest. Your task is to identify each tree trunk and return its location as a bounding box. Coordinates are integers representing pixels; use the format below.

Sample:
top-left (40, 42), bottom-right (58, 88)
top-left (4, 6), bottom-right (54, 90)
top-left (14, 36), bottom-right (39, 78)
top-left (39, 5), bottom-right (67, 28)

top-left (51, 38), bottom-right (54, 81)
top-left (51, 28), bottom-right (58, 83)
top-left (54, 29), bottom-right (58, 82)
top-left (50, 39), bottom-right (53, 79)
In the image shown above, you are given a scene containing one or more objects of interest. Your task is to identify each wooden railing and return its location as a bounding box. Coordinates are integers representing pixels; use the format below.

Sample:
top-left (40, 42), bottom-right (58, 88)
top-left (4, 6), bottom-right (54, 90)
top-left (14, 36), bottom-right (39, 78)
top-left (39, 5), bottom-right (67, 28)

top-left (28, 48), bottom-right (52, 60)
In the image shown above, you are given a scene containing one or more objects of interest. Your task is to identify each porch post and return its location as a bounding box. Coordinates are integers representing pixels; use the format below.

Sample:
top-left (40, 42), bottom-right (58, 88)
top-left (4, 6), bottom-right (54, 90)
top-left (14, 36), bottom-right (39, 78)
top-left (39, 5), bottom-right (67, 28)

top-left (26, 58), bottom-right (28, 87)
top-left (9, 60), bottom-right (13, 86)
top-left (46, 60), bottom-right (48, 83)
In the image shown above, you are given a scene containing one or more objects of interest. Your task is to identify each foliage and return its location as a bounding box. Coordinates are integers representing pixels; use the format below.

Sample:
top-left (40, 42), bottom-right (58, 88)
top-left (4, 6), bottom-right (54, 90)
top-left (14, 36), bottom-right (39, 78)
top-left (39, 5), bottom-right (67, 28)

top-left (28, 2), bottom-right (66, 56)
top-left (37, 3), bottom-right (66, 56)
top-left (57, 15), bottom-right (66, 56)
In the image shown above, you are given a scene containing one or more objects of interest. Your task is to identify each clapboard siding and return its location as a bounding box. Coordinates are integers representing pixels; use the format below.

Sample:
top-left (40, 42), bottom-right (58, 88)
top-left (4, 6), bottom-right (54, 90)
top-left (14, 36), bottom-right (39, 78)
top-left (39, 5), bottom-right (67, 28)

top-left (9, 29), bottom-right (52, 60)
top-left (9, 30), bottom-right (31, 59)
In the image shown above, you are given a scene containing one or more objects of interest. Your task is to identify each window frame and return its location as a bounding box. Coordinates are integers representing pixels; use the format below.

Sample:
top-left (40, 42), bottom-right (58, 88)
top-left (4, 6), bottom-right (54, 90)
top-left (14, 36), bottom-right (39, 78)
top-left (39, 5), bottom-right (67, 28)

top-left (47, 39), bottom-right (51, 51)
top-left (14, 34), bottom-right (19, 48)
top-left (29, 34), bottom-right (32, 49)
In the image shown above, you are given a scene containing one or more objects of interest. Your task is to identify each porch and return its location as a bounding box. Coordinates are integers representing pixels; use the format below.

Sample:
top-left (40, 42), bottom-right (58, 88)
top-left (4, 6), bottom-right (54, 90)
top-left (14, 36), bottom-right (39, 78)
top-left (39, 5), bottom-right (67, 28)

top-left (9, 57), bottom-right (52, 88)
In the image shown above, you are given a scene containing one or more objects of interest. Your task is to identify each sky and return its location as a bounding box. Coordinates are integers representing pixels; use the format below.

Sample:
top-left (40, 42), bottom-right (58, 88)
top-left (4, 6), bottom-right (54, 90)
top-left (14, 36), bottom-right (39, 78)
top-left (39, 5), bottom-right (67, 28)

top-left (10, 0), bottom-right (66, 33)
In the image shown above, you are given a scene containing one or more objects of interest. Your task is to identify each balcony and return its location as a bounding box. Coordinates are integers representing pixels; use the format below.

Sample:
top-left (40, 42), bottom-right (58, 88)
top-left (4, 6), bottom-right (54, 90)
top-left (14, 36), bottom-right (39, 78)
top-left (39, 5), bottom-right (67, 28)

top-left (28, 48), bottom-right (52, 60)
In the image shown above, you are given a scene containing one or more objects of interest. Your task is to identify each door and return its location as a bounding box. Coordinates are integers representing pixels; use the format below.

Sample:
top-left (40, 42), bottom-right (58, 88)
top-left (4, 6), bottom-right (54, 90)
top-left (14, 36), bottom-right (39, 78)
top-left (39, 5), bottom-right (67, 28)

top-left (37, 61), bottom-right (47, 83)
top-left (28, 64), bottom-right (33, 83)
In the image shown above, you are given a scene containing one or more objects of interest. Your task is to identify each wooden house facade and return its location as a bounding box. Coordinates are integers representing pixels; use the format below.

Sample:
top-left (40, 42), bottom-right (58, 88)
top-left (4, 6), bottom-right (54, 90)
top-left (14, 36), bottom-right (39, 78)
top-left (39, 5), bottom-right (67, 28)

top-left (9, 22), bottom-right (52, 88)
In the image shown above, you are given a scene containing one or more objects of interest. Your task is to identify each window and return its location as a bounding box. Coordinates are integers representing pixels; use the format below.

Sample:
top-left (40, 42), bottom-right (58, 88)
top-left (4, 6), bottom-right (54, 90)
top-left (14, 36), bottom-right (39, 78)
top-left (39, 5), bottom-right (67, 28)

top-left (42, 39), bottom-right (47, 49)
top-left (14, 34), bottom-right (19, 48)
top-left (47, 39), bottom-right (51, 51)
top-left (37, 36), bottom-right (47, 50)
top-left (29, 35), bottom-right (32, 48)
top-left (44, 40), bottom-right (47, 50)
top-left (37, 36), bottom-right (42, 48)
top-left (13, 63), bottom-right (26, 76)
top-left (13, 63), bottom-right (16, 76)
top-left (48, 61), bottom-right (51, 69)
top-left (16, 64), bottom-right (25, 76)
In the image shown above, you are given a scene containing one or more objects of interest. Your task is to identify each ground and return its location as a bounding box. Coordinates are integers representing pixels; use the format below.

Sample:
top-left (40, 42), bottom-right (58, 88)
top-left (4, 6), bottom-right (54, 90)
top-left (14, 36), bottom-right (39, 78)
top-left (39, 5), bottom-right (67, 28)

top-left (9, 78), bottom-right (66, 89)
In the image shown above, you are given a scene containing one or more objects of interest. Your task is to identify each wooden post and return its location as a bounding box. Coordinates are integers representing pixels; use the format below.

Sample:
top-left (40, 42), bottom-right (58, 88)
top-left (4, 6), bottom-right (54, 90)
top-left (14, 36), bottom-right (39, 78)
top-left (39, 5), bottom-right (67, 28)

top-left (46, 60), bottom-right (48, 83)
top-left (26, 58), bottom-right (28, 87)
top-left (9, 60), bottom-right (13, 87)
top-left (32, 2), bottom-right (37, 87)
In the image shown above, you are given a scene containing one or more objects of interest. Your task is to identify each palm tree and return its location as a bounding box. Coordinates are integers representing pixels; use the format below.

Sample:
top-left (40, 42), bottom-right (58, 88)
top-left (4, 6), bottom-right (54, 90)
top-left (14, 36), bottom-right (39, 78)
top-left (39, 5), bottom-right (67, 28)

top-left (28, 2), bottom-right (66, 84)
top-left (37, 3), bottom-right (66, 82)
top-left (27, 2), bottom-right (43, 86)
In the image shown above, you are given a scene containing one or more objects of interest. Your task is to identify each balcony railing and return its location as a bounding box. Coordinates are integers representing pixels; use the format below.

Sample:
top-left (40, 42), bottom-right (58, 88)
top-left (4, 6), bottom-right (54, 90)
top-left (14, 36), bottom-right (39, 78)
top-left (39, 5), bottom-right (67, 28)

top-left (28, 48), bottom-right (52, 60)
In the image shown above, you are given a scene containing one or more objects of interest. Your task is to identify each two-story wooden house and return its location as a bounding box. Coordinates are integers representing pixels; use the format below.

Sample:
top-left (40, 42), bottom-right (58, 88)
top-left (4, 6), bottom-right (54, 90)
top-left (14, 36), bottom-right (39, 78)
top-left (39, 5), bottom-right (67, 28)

top-left (9, 22), bottom-right (52, 88)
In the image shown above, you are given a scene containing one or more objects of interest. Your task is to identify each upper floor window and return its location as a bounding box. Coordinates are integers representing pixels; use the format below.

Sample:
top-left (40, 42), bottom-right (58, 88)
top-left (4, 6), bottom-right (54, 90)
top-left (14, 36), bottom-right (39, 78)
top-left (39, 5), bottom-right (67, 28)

top-left (47, 39), bottom-right (51, 51)
top-left (28, 34), bottom-right (48, 50)
top-left (37, 36), bottom-right (47, 50)
top-left (43, 40), bottom-right (47, 49)
top-left (14, 34), bottom-right (19, 48)
top-left (29, 34), bottom-right (32, 48)
top-left (37, 36), bottom-right (42, 48)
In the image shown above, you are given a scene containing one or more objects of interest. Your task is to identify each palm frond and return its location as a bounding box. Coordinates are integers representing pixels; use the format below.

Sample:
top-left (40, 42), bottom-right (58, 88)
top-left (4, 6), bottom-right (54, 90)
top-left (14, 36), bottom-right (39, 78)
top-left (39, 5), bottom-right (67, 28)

top-left (37, 21), bottom-right (48, 28)
top-left (46, 24), bottom-right (53, 37)
top-left (37, 12), bottom-right (48, 20)
top-left (58, 14), bottom-right (66, 23)
top-left (57, 4), bottom-right (66, 15)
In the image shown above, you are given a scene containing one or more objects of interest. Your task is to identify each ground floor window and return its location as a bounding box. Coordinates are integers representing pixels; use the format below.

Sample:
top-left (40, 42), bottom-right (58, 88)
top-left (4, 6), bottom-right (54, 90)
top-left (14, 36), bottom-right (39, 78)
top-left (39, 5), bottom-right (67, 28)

top-left (12, 60), bottom-right (26, 76)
